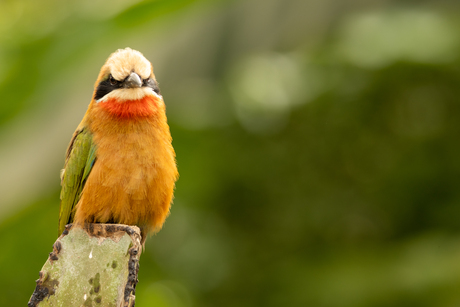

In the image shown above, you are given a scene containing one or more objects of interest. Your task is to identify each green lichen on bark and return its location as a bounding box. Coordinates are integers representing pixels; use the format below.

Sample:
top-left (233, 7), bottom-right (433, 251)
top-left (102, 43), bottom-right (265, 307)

top-left (29, 224), bottom-right (141, 307)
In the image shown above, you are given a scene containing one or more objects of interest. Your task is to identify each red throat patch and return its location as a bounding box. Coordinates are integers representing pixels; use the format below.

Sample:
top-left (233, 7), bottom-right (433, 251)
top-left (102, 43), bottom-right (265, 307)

top-left (99, 96), bottom-right (159, 118)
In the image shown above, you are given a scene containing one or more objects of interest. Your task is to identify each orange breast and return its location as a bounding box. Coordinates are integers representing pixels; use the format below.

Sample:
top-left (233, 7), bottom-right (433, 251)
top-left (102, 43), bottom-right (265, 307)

top-left (73, 96), bottom-right (178, 235)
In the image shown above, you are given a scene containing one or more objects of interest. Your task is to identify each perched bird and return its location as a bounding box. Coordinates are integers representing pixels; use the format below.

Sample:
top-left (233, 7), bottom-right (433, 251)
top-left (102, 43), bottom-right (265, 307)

top-left (58, 48), bottom-right (178, 242)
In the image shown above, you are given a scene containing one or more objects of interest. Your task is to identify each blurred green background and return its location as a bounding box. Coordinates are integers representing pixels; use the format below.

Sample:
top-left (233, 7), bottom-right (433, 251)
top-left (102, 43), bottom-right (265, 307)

top-left (1, 0), bottom-right (460, 306)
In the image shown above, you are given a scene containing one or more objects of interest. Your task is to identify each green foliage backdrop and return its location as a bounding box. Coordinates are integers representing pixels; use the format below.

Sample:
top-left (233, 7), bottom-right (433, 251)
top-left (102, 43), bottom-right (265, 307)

top-left (1, 0), bottom-right (460, 306)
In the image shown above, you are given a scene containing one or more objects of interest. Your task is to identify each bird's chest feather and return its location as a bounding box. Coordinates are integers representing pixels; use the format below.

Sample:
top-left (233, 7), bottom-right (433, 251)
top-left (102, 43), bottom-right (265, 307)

top-left (88, 112), bottom-right (171, 198)
top-left (97, 130), bottom-right (156, 189)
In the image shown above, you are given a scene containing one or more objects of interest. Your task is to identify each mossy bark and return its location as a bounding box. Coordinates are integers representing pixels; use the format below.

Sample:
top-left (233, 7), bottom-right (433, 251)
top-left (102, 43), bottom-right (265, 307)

top-left (28, 224), bottom-right (142, 307)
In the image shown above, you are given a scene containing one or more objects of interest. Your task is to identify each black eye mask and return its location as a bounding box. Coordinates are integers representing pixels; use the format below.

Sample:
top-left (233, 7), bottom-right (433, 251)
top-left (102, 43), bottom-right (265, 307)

top-left (94, 74), bottom-right (161, 101)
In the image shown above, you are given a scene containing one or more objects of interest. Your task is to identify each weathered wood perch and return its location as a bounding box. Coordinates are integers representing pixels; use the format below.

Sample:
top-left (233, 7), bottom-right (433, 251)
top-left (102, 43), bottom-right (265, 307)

top-left (28, 224), bottom-right (142, 307)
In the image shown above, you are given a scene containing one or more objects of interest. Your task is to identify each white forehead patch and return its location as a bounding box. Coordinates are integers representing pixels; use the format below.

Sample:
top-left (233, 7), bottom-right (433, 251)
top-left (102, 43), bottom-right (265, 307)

top-left (106, 48), bottom-right (151, 80)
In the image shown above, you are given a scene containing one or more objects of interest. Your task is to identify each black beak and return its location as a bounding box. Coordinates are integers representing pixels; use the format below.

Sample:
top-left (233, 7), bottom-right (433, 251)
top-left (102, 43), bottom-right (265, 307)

top-left (123, 72), bottom-right (142, 88)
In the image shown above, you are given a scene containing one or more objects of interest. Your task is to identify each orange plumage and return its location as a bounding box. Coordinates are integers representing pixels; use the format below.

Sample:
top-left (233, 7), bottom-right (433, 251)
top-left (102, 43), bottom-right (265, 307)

top-left (59, 48), bottom-right (178, 241)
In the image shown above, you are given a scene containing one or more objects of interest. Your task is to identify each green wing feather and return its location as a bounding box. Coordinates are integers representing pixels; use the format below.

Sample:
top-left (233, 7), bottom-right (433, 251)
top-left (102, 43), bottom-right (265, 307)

top-left (58, 128), bottom-right (97, 236)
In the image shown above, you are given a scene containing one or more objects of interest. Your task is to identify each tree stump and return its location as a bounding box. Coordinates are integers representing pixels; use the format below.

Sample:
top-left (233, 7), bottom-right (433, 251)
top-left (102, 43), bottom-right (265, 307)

top-left (28, 224), bottom-right (142, 307)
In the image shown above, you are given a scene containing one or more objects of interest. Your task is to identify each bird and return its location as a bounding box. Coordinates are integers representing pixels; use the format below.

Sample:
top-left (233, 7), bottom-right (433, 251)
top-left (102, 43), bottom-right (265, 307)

top-left (58, 48), bottom-right (178, 243)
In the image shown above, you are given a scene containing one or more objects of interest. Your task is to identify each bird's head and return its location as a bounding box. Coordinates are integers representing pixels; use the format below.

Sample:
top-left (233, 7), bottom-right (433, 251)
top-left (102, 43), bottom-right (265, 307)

top-left (91, 48), bottom-right (163, 118)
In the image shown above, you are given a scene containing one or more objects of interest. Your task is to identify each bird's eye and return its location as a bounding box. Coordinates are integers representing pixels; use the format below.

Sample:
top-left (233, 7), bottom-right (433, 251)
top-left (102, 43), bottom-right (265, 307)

top-left (109, 75), bottom-right (118, 86)
top-left (142, 77), bottom-right (161, 95)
